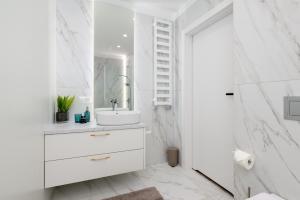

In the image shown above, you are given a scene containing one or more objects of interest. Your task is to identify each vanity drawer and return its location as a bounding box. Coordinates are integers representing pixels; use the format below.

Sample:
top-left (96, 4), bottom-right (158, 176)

top-left (45, 149), bottom-right (144, 188)
top-left (45, 128), bottom-right (144, 161)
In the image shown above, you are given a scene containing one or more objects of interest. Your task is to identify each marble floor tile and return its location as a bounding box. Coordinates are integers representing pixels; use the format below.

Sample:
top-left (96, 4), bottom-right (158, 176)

top-left (51, 163), bottom-right (233, 200)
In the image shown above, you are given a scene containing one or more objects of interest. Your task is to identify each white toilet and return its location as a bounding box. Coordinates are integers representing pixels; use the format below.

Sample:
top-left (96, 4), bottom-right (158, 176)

top-left (247, 193), bottom-right (285, 200)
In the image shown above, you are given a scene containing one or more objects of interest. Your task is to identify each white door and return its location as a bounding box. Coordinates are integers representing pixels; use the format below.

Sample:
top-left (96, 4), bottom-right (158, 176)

top-left (192, 14), bottom-right (233, 192)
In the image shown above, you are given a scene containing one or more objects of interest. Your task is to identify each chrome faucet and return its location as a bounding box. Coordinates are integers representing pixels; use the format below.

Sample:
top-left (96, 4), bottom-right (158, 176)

top-left (110, 98), bottom-right (118, 111)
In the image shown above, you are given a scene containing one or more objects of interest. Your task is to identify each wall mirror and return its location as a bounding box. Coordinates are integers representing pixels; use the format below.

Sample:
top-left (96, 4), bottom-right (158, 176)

top-left (94, 2), bottom-right (134, 110)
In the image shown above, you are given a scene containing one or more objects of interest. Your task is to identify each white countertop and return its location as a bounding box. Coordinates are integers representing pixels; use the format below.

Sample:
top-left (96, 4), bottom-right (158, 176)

top-left (44, 121), bottom-right (146, 135)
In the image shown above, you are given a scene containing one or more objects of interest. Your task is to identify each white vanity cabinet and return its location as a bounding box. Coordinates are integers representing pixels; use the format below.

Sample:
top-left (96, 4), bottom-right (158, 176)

top-left (44, 127), bottom-right (145, 188)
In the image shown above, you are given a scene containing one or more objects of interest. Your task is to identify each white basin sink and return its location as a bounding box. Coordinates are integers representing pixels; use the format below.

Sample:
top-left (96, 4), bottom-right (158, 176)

top-left (96, 111), bottom-right (141, 126)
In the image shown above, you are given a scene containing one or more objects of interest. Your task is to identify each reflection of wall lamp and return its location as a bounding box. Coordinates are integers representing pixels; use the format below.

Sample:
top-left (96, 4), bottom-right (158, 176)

top-left (122, 55), bottom-right (128, 108)
top-left (118, 74), bottom-right (131, 110)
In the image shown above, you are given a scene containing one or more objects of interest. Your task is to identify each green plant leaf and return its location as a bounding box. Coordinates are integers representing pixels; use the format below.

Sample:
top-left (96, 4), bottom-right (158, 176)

top-left (57, 95), bottom-right (75, 112)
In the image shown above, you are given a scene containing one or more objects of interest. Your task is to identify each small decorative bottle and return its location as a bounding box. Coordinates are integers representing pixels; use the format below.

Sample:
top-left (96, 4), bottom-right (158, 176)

top-left (84, 106), bottom-right (90, 122)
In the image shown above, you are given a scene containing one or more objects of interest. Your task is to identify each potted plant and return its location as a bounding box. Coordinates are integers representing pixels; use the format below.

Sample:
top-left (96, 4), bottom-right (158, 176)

top-left (56, 96), bottom-right (75, 122)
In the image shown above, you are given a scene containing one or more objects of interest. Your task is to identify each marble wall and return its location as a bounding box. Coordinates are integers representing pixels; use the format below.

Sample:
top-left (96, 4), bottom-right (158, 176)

top-left (234, 0), bottom-right (300, 199)
top-left (56, 0), bottom-right (93, 118)
top-left (175, 0), bottom-right (300, 199)
top-left (56, 0), bottom-right (181, 166)
top-left (134, 13), bottom-right (181, 165)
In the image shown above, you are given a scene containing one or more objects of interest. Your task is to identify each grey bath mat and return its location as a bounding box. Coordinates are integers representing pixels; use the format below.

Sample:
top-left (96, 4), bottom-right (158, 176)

top-left (102, 187), bottom-right (163, 200)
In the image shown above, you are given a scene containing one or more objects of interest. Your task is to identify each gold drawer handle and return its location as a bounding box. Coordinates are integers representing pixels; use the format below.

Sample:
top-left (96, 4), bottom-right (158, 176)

top-left (90, 156), bottom-right (111, 161)
top-left (90, 133), bottom-right (110, 137)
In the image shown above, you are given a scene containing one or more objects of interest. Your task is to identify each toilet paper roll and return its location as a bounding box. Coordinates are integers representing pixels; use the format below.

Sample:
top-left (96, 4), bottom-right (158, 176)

top-left (233, 149), bottom-right (255, 170)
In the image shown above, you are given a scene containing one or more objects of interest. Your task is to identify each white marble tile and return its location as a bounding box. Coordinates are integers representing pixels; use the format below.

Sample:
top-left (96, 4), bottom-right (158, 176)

top-left (234, 0), bottom-right (300, 84)
top-left (134, 13), bottom-right (154, 92)
top-left (135, 90), bottom-right (181, 166)
top-left (135, 90), bottom-right (153, 131)
top-left (234, 1), bottom-right (300, 199)
top-left (152, 107), bottom-right (181, 150)
top-left (234, 81), bottom-right (300, 200)
top-left (134, 13), bottom-right (181, 166)
top-left (146, 107), bottom-right (181, 165)
top-left (134, 13), bottom-right (159, 165)
top-left (51, 163), bottom-right (233, 200)
top-left (56, 0), bottom-right (93, 117)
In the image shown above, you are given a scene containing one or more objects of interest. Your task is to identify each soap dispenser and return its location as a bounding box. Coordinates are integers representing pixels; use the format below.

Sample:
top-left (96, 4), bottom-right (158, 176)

top-left (84, 106), bottom-right (90, 122)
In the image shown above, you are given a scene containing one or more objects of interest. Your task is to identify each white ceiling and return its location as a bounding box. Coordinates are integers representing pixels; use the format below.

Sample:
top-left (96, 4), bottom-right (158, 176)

top-left (118, 0), bottom-right (190, 13)
top-left (96, 0), bottom-right (192, 20)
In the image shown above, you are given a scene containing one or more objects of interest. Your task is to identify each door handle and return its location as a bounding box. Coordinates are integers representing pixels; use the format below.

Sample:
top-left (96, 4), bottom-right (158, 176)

top-left (90, 133), bottom-right (111, 137)
top-left (225, 92), bottom-right (234, 96)
top-left (90, 156), bottom-right (111, 161)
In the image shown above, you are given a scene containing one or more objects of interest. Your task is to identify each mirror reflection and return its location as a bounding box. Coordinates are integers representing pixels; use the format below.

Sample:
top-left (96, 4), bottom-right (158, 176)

top-left (94, 2), bottom-right (134, 110)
